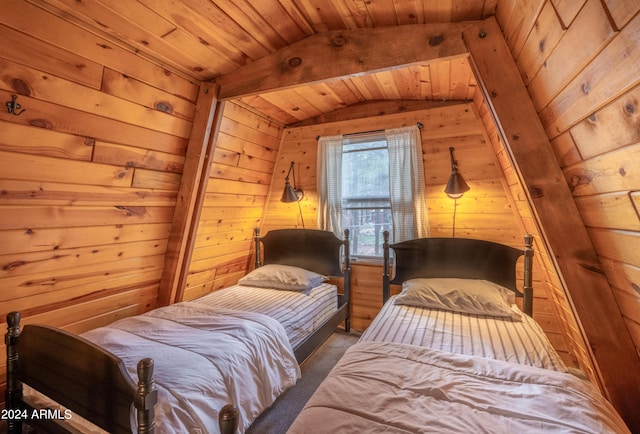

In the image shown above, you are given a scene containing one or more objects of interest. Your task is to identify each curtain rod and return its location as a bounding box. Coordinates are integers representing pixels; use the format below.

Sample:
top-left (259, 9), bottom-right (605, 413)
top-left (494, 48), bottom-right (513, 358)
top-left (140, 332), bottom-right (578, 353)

top-left (316, 122), bottom-right (423, 141)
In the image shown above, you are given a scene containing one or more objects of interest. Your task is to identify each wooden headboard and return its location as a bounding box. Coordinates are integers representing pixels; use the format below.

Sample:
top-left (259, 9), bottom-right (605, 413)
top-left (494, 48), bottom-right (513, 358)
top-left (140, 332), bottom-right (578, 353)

top-left (382, 232), bottom-right (534, 316)
top-left (255, 228), bottom-right (350, 277)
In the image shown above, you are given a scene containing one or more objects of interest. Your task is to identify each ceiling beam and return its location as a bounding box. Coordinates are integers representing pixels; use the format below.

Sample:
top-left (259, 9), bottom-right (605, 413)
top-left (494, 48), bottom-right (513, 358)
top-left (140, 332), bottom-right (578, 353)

top-left (290, 100), bottom-right (464, 127)
top-left (217, 22), bottom-right (473, 100)
top-left (464, 17), bottom-right (640, 431)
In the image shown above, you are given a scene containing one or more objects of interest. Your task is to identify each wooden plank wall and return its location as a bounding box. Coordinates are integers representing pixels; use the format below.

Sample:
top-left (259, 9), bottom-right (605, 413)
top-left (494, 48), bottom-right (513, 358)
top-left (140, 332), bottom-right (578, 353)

top-left (496, 0), bottom-right (640, 368)
top-left (183, 101), bottom-right (284, 301)
top-left (474, 89), bottom-right (595, 381)
top-left (0, 1), bottom-right (199, 397)
top-left (260, 102), bottom-right (578, 366)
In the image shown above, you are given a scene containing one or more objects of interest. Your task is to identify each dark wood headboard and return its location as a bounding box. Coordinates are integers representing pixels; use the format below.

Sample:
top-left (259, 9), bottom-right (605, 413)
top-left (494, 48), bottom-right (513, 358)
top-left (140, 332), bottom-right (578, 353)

top-left (255, 228), bottom-right (350, 277)
top-left (382, 232), bottom-right (534, 316)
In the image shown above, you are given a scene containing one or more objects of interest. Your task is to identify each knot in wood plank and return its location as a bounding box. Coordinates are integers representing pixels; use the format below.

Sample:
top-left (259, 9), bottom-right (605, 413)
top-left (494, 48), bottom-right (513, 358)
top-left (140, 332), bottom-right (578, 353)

top-left (528, 185), bottom-right (544, 198)
top-left (428, 35), bottom-right (444, 46)
top-left (12, 79), bottom-right (31, 95)
top-left (331, 36), bottom-right (347, 47)
top-left (288, 57), bottom-right (302, 67)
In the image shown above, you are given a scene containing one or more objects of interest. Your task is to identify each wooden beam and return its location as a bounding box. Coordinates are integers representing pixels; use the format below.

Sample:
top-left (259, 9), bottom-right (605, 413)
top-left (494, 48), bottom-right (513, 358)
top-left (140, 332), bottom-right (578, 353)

top-left (157, 82), bottom-right (220, 306)
top-left (290, 100), bottom-right (463, 127)
top-left (463, 17), bottom-right (640, 431)
top-left (217, 22), bottom-right (473, 100)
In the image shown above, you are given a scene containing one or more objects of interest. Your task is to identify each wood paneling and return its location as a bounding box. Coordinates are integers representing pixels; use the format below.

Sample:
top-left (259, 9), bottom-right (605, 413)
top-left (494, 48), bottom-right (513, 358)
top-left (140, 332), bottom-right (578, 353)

top-left (497, 1), bottom-right (640, 429)
top-left (0, 4), bottom-right (197, 336)
top-left (183, 102), bottom-right (284, 301)
top-left (466, 17), bottom-right (640, 425)
top-left (1, 0), bottom-right (639, 429)
top-left (260, 102), bottom-right (570, 369)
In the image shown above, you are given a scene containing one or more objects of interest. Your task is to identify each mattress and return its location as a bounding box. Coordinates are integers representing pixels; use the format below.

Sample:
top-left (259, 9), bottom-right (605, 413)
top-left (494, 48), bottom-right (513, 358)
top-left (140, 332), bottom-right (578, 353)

top-left (287, 341), bottom-right (630, 434)
top-left (360, 294), bottom-right (566, 371)
top-left (193, 282), bottom-right (338, 349)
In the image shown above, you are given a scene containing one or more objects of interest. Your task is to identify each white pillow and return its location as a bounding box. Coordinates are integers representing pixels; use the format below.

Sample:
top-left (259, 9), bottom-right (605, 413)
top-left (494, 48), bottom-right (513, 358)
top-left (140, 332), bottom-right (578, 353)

top-left (238, 264), bottom-right (327, 291)
top-left (394, 278), bottom-right (522, 321)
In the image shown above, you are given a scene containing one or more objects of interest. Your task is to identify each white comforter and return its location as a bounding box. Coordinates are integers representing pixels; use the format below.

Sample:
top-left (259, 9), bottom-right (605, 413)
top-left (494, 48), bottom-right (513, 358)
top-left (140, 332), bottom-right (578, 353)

top-left (82, 302), bottom-right (300, 434)
top-left (287, 341), bottom-right (630, 433)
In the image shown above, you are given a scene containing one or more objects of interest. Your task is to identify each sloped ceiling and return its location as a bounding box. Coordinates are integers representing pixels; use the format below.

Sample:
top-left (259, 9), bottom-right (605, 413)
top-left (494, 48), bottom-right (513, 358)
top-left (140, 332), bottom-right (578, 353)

top-left (33, 0), bottom-right (491, 125)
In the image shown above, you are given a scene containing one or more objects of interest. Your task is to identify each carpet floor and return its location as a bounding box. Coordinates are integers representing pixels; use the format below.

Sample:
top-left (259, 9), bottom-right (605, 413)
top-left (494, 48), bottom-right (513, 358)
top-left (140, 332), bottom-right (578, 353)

top-left (246, 329), bottom-right (360, 434)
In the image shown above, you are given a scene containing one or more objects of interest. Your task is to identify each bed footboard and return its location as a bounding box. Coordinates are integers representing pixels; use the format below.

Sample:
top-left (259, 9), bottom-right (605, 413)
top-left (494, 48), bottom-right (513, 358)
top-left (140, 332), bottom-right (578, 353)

top-left (5, 311), bottom-right (158, 434)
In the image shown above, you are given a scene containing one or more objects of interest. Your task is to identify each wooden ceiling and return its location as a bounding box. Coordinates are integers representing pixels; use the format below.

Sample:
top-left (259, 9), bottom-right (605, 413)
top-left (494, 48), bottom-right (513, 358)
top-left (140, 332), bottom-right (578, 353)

top-left (33, 0), bottom-right (495, 125)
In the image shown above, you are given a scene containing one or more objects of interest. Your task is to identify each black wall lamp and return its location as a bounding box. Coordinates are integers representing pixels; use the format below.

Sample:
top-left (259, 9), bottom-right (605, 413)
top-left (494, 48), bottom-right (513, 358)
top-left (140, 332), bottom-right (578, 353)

top-left (444, 147), bottom-right (469, 237)
top-left (280, 161), bottom-right (305, 227)
top-left (281, 161), bottom-right (304, 202)
top-left (444, 147), bottom-right (470, 199)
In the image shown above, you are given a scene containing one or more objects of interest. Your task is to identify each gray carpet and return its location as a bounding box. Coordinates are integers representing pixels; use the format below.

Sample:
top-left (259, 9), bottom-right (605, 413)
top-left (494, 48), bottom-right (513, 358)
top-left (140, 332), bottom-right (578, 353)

top-left (247, 330), bottom-right (360, 434)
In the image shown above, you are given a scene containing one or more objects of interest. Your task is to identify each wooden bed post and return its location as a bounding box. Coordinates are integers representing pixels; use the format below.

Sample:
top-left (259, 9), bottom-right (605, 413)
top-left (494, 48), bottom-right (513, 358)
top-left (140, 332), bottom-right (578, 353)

top-left (254, 227), bottom-right (261, 269)
top-left (218, 404), bottom-right (239, 434)
top-left (5, 312), bottom-right (23, 434)
top-left (382, 231), bottom-right (390, 303)
top-left (343, 228), bottom-right (351, 332)
top-left (135, 358), bottom-right (158, 434)
top-left (523, 234), bottom-right (534, 317)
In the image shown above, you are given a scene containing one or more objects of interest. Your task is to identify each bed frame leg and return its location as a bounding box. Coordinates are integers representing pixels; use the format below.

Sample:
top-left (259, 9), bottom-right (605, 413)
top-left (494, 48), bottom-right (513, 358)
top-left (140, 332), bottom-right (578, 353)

top-left (219, 404), bottom-right (239, 434)
top-left (523, 234), bottom-right (534, 316)
top-left (135, 358), bottom-right (158, 434)
top-left (5, 312), bottom-right (23, 434)
top-left (253, 227), bottom-right (262, 269)
top-left (343, 228), bottom-right (351, 333)
top-left (382, 230), bottom-right (390, 303)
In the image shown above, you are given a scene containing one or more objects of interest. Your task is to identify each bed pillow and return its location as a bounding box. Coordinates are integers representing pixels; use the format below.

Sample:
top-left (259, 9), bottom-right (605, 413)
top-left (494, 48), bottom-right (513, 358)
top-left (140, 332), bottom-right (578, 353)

top-left (394, 278), bottom-right (522, 321)
top-left (238, 264), bottom-right (328, 291)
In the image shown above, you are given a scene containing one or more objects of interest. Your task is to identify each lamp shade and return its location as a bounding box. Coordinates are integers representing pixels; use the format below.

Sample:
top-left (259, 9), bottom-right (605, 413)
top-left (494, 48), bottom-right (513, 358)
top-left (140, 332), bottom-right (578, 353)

top-left (281, 181), bottom-right (300, 203)
top-left (445, 171), bottom-right (470, 199)
top-left (444, 147), bottom-right (470, 199)
top-left (280, 161), bottom-right (303, 203)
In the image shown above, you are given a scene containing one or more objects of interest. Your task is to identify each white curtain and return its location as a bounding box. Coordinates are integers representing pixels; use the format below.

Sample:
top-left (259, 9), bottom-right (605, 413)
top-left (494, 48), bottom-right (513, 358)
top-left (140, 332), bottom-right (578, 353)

top-left (386, 125), bottom-right (430, 242)
top-left (317, 135), bottom-right (344, 238)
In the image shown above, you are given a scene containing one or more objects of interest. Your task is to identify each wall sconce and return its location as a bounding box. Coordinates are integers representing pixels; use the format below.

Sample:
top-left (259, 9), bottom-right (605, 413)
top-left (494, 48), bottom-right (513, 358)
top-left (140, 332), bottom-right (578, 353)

top-left (444, 147), bottom-right (470, 199)
top-left (444, 147), bottom-right (469, 237)
top-left (281, 161), bottom-right (304, 202)
top-left (280, 161), bottom-right (305, 227)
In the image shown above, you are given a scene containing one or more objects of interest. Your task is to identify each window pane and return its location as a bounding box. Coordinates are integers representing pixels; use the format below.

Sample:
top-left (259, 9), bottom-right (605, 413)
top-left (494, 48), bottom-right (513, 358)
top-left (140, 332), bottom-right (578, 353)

top-left (344, 208), bottom-right (391, 257)
top-left (342, 146), bottom-right (389, 200)
top-left (342, 135), bottom-right (391, 258)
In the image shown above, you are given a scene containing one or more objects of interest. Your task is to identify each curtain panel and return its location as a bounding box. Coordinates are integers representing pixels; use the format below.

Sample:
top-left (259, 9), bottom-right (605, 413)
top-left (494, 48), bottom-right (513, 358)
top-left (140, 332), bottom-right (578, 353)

top-left (316, 135), bottom-right (344, 238)
top-left (386, 125), bottom-right (430, 242)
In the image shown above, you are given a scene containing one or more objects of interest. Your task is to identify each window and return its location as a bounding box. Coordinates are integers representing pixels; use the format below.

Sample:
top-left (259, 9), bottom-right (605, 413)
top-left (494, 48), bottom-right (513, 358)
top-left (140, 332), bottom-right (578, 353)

top-left (317, 125), bottom-right (428, 257)
top-left (342, 133), bottom-right (391, 258)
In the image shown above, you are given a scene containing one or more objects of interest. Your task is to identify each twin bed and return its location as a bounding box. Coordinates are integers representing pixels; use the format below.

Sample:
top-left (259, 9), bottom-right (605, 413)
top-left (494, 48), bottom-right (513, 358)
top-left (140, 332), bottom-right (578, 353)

top-left (287, 232), bottom-right (630, 433)
top-left (4, 228), bottom-right (351, 434)
top-left (5, 229), bottom-right (630, 433)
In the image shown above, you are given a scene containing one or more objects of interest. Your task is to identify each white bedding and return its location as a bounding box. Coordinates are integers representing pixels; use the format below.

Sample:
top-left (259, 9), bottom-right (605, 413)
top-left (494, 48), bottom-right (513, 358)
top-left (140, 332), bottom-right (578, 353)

top-left (287, 341), bottom-right (630, 434)
top-left (360, 295), bottom-right (566, 371)
top-left (82, 302), bottom-right (300, 434)
top-left (193, 282), bottom-right (338, 349)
